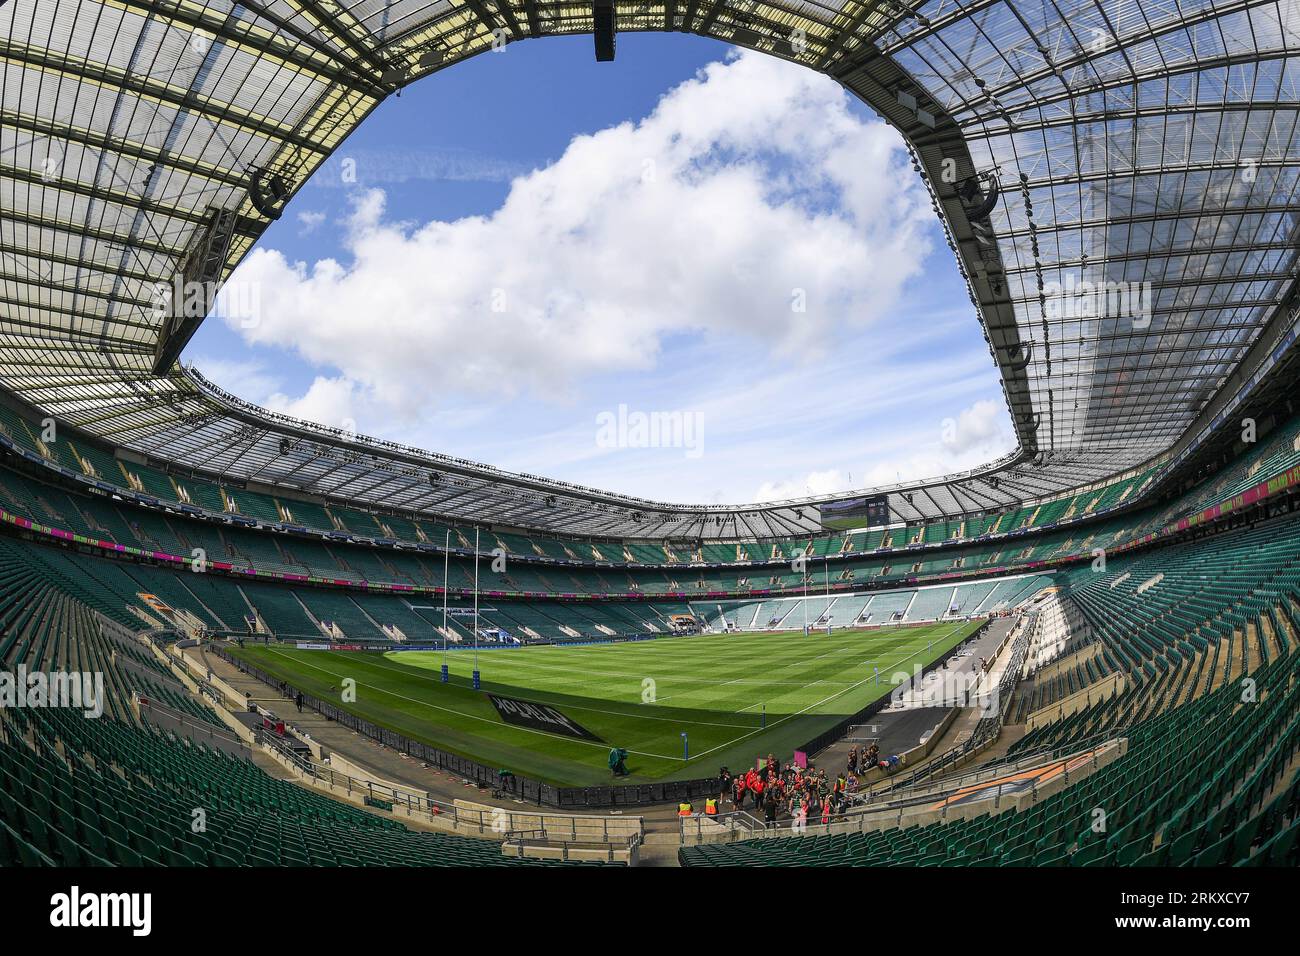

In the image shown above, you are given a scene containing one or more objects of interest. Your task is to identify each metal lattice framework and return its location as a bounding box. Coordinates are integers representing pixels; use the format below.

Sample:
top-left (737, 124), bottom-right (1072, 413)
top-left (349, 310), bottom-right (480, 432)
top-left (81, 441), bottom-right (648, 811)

top-left (1, 0), bottom-right (1298, 539)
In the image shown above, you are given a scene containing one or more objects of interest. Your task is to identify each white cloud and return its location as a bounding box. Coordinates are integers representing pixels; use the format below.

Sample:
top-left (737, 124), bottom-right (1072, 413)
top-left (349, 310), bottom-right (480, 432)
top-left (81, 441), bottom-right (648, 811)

top-left (265, 376), bottom-right (363, 432)
top-left (227, 50), bottom-right (932, 428)
top-left (753, 469), bottom-right (854, 502)
top-left (750, 398), bottom-right (1015, 503)
top-left (200, 50), bottom-right (1018, 505)
top-left (295, 210), bottom-right (326, 236)
top-left (941, 398), bottom-right (1008, 454)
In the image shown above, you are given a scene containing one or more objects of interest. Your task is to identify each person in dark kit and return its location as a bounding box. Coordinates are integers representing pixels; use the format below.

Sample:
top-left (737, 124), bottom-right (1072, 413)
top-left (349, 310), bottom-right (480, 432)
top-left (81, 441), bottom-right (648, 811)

top-left (717, 767), bottom-right (733, 805)
top-left (607, 746), bottom-right (630, 776)
top-left (295, 691), bottom-right (304, 713)
top-left (497, 769), bottom-right (515, 795)
top-left (763, 785), bottom-right (779, 827)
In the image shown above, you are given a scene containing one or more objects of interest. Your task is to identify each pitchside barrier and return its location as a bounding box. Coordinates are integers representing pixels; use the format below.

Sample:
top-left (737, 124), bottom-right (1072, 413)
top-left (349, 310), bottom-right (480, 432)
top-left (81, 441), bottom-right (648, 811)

top-left (208, 621), bottom-right (991, 809)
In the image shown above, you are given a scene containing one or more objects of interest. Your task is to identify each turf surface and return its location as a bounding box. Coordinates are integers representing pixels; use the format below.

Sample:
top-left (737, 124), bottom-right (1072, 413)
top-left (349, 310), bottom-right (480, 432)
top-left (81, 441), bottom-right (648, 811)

top-left (230, 620), bottom-right (981, 787)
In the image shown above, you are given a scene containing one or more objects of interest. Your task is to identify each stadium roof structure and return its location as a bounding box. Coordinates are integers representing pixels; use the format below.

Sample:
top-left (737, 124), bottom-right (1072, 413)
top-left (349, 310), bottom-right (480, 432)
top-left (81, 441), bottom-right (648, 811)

top-left (1, 0), bottom-right (1298, 540)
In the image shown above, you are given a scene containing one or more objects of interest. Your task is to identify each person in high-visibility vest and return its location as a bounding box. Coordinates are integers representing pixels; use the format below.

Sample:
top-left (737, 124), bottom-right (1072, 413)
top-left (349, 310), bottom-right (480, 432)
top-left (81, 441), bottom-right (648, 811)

top-left (678, 802), bottom-right (693, 817)
top-left (704, 798), bottom-right (717, 816)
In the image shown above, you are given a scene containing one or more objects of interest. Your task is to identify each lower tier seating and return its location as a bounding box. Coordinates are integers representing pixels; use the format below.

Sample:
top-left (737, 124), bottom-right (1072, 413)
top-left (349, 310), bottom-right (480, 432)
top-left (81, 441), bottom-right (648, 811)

top-left (681, 645), bottom-right (1300, 867)
top-left (680, 513), bottom-right (1300, 867)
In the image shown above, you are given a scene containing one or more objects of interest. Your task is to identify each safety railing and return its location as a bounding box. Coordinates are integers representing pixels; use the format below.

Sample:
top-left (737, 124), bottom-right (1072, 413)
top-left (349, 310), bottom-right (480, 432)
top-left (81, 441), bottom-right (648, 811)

top-left (503, 827), bottom-right (642, 862)
top-left (682, 738), bottom-right (1120, 844)
top-left (253, 711), bottom-right (643, 842)
top-left (678, 809), bottom-right (767, 842)
top-left (853, 737), bottom-right (1120, 814)
top-left (255, 712), bottom-right (447, 810)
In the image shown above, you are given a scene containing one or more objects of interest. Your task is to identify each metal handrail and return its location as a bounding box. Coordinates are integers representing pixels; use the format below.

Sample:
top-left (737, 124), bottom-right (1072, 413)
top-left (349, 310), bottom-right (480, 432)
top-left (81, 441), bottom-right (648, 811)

top-left (258, 723), bottom-right (460, 817)
top-left (683, 737), bottom-right (1119, 845)
top-left (851, 737), bottom-right (1119, 814)
top-left (256, 723), bottom-right (642, 842)
top-left (505, 827), bottom-right (641, 849)
top-left (133, 692), bottom-right (245, 747)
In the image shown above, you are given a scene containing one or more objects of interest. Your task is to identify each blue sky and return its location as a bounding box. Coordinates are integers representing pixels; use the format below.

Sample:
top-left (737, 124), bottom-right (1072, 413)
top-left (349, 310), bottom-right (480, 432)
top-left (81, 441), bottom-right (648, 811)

top-left (190, 33), bottom-right (1014, 506)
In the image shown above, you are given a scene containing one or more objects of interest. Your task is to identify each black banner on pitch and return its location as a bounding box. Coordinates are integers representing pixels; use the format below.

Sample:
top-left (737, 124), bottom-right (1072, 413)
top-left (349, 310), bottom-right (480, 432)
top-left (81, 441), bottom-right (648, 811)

top-left (487, 694), bottom-right (602, 741)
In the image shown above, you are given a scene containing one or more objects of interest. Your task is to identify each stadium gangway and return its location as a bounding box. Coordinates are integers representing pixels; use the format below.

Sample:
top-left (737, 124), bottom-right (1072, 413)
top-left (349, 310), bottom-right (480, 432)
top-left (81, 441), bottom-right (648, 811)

top-left (255, 720), bottom-right (460, 816)
top-left (678, 809), bottom-right (768, 843)
top-left (138, 630), bottom-right (238, 714)
top-left (867, 618), bottom-right (1032, 791)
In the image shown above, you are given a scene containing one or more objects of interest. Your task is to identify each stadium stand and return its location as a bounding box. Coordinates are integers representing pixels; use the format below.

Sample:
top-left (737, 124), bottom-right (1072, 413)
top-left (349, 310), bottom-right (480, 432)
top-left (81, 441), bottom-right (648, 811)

top-left (0, 705), bottom-right (610, 867)
top-left (7, 409), bottom-right (1300, 589)
top-left (680, 521), bottom-right (1300, 867)
top-left (0, 553), bottom-right (621, 866)
top-left (680, 654), bottom-right (1300, 866)
top-left (2, 406), bottom-right (1300, 617)
top-left (0, 312), bottom-right (1295, 873)
top-left (3, 0), bottom-right (1300, 883)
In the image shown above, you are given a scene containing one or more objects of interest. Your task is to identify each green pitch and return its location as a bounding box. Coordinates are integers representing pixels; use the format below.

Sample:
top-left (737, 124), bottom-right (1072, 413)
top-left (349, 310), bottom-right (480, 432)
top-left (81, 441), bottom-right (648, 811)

top-left (230, 620), bottom-right (981, 787)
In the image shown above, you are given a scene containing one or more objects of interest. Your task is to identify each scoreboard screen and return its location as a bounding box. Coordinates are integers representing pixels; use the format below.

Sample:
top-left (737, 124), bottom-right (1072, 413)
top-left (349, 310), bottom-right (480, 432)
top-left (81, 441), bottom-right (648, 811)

top-left (819, 494), bottom-right (891, 530)
top-left (864, 495), bottom-right (890, 526)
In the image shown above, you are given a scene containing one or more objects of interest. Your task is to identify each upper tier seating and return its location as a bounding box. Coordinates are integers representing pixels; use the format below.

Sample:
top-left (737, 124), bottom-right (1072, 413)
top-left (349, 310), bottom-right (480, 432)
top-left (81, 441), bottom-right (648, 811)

top-left (5, 404), bottom-right (1299, 571)
top-left (0, 401), bottom-right (1298, 603)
